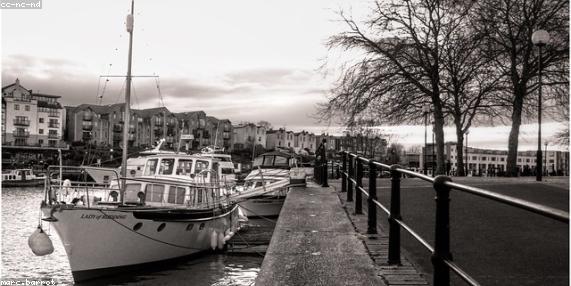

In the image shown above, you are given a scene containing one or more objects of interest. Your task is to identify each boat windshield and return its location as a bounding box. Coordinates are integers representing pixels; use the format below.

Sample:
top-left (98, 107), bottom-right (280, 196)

top-left (144, 159), bottom-right (158, 176)
top-left (158, 158), bottom-right (175, 175)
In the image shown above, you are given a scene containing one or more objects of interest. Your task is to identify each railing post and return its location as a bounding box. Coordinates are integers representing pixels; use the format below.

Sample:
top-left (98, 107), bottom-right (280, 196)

top-left (355, 157), bottom-right (363, 214)
top-left (347, 154), bottom-right (354, 202)
top-left (432, 175), bottom-right (452, 286)
top-left (388, 164), bottom-right (402, 265)
top-left (367, 160), bottom-right (377, 234)
top-left (341, 153), bottom-right (347, 193)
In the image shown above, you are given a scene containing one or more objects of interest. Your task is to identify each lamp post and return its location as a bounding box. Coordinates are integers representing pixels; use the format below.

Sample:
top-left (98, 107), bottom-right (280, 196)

top-left (544, 141), bottom-right (549, 176)
top-left (423, 105), bottom-right (430, 175)
top-left (465, 130), bottom-right (469, 176)
top-left (532, 29), bottom-right (550, 181)
top-left (432, 121), bottom-right (435, 177)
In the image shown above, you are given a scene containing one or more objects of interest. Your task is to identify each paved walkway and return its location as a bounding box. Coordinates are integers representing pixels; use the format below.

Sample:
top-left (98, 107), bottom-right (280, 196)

top-left (255, 182), bottom-right (386, 286)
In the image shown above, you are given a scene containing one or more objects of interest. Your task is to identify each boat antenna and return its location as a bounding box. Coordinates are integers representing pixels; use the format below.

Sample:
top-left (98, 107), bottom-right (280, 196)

top-left (121, 0), bottom-right (134, 189)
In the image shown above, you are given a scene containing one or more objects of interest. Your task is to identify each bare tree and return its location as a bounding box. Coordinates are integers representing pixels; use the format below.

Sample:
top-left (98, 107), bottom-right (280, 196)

top-left (473, 0), bottom-right (569, 176)
top-left (322, 0), bottom-right (474, 174)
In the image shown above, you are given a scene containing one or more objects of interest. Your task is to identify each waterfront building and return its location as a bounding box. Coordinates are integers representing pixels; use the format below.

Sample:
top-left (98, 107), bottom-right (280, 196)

top-left (266, 128), bottom-right (295, 150)
top-left (293, 131), bottom-right (316, 153)
top-left (420, 142), bottom-right (570, 176)
top-left (232, 123), bottom-right (266, 150)
top-left (2, 79), bottom-right (66, 148)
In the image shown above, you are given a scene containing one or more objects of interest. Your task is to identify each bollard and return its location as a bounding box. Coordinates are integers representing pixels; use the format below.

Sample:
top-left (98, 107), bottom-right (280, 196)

top-left (432, 175), bottom-right (452, 286)
top-left (347, 155), bottom-right (354, 202)
top-left (367, 161), bottom-right (378, 234)
top-left (341, 153), bottom-right (347, 193)
top-left (355, 157), bottom-right (363, 214)
top-left (388, 164), bottom-right (402, 265)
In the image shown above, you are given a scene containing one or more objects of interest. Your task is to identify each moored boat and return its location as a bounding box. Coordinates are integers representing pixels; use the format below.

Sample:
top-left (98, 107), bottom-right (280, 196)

top-left (2, 169), bottom-right (45, 187)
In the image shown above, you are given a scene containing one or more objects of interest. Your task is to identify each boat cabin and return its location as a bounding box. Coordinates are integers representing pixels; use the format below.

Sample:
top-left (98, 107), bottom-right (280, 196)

top-left (252, 151), bottom-right (297, 169)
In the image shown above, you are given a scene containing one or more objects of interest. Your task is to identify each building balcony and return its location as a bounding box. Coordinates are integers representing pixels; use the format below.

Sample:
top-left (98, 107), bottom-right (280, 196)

top-left (113, 133), bottom-right (122, 141)
top-left (48, 133), bottom-right (59, 139)
top-left (13, 131), bottom-right (30, 137)
top-left (82, 133), bottom-right (92, 142)
top-left (82, 113), bottom-right (93, 121)
top-left (48, 112), bottom-right (60, 118)
top-left (13, 119), bottom-right (30, 126)
top-left (166, 119), bottom-right (177, 126)
top-left (48, 122), bottom-right (60, 128)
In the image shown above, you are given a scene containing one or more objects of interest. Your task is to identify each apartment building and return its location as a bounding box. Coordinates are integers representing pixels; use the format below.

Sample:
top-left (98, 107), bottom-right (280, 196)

top-left (2, 79), bottom-right (66, 148)
top-left (293, 131), bottom-right (316, 153)
top-left (266, 128), bottom-right (295, 150)
top-left (232, 123), bottom-right (266, 150)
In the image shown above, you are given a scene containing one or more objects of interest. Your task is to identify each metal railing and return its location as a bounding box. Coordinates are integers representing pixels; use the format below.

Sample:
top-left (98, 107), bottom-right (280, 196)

top-left (330, 151), bottom-right (569, 286)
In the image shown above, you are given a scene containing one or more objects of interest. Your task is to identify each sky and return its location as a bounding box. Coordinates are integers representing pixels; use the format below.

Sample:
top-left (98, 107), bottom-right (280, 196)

top-left (1, 0), bottom-right (568, 151)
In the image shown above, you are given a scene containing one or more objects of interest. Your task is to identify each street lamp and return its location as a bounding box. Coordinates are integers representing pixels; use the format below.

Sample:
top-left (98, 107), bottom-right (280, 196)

top-left (465, 130), bottom-right (470, 176)
top-left (532, 29), bottom-right (550, 181)
top-left (544, 141), bottom-right (549, 176)
top-left (423, 105), bottom-right (430, 175)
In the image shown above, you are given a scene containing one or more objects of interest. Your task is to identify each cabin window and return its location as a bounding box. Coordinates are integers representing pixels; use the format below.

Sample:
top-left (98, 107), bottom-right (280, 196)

top-left (158, 159), bottom-right (175, 175)
top-left (194, 160), bottom-right (209, 174)
top-left (274, 156), bottom-right (288, 166)
top-left (176, 159), bottom-right (193, 175)
top-left (168, 186), bottom-right (186, 204)
top-left (145, 184), bottom-right (165, 203)
top-left (144, 159), bottom-right (158, 176)
top-left (221, 168), bottom-right (233, 174)
top-left (262, 156), bottom-right (275, 166)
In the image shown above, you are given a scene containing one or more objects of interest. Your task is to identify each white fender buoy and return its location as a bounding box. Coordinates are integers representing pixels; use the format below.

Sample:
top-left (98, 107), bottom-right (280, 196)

top-left (28, 226), bottom-right (54, 256)
top-left (210, 231), bottom-right (217, 250)
top-left (217, 232), bottom-right (225, 249)
top-left (238, 207), bottom-right (248, 222)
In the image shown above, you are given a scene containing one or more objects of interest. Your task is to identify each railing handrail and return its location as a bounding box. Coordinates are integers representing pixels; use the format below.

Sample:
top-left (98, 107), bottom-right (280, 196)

top-left (335, 150), bottom-right (568, 286)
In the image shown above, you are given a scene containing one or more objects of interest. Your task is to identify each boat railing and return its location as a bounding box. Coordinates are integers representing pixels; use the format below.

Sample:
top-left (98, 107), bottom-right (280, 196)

top-left (45, 165), bottom-right (123, 207)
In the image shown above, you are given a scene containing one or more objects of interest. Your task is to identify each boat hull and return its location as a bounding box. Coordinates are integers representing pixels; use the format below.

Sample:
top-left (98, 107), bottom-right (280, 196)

top-left (2, 179), bottom-right (44, 188)
top-left (239, 196), bottom-right (285, 217)
top-left (42, 204), bottom-right (241, 282)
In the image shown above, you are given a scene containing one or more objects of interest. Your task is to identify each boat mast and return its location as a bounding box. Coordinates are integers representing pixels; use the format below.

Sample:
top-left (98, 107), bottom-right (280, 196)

top-left (121, 0), bottom-right (134, 181)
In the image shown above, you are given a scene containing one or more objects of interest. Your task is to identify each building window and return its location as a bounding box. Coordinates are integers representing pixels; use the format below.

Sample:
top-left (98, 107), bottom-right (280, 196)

top-left (14, 104), bottom-right (19, 110)
top-left (39, 129), bottom-right (44, 134)
top-left (481, 157), bottom-right (487, 161)
top-left (526, 158), bottom-right (530, 163)
top-left (472, 156), bottom-right (476, 160)
top-left (518, 158), bottom-right (522, 162)
top-left (39, 118), bottom-right (44, 123)
top-left (38, 139), bottom-right (43, 145)
top-left (501, 157), bottom-right (505, 162)
top-left (25, 105), bottom-right (30, 111)
top-left (491, 157), bottom-right (496, 161)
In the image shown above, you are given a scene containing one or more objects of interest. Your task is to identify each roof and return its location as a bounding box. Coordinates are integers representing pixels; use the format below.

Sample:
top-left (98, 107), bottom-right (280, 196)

top-left (131, 106), bottom-right (170, 118)
top-left (32, 93), bottom-right (61, 99)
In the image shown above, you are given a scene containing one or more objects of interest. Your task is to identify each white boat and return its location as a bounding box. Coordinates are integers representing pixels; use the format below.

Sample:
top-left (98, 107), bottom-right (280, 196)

top-left (194, 145), bottom-right (236, 185)
top-left (237, 151), bottom-right (306, 217)
top-left (36, 3), bottom-right (243, 282)
top-left (2, 169), bottom-right (45, 187)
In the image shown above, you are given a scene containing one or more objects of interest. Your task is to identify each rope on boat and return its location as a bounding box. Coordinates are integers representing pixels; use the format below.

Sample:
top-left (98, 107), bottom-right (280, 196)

top-left (95, 209), bottom-right (204, 251)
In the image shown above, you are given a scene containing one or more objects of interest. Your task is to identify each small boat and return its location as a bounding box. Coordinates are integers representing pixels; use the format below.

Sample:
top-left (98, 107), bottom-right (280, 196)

top-left (2, 169), bottom-right (45, 187)
top-left (237, 151), bottom-right (306, 217)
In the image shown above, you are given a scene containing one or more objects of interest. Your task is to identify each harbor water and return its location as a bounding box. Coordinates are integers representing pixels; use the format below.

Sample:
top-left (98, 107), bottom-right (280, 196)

top-left (1, 187), bottom-right (262, 285)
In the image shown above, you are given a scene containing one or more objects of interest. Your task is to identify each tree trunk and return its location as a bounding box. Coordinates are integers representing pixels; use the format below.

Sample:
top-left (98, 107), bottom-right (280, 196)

top-left (455, 125), bottom-right (465, 176)
top-left (506, 89), bottom-right (525, 177)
